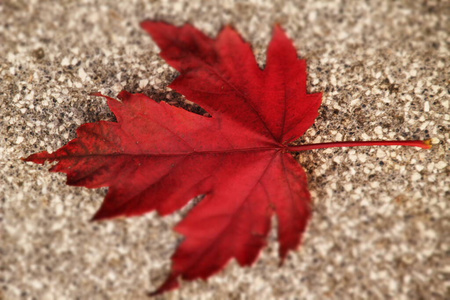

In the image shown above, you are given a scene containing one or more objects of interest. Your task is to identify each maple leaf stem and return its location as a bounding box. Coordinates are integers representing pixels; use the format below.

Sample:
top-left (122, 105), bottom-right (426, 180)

top-left (288, 139), bottom-right (432, 152)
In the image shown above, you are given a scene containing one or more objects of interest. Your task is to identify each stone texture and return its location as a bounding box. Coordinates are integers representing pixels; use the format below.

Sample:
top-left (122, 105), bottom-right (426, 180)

top-left (1, 0), bottom-right (448, 299)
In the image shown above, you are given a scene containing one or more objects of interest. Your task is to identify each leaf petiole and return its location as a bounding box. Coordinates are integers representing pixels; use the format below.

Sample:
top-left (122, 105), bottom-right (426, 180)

top-left (288, 139), bottom-right (432, 151)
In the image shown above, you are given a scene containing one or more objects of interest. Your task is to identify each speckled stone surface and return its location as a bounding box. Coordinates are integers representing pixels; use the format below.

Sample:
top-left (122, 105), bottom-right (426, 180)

top-left (1, 0), bottom-right (449, 299)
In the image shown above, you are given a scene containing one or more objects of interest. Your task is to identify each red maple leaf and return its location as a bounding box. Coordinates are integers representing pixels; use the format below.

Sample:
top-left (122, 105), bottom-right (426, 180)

top-left (23, 21), bottom-right (431, 295)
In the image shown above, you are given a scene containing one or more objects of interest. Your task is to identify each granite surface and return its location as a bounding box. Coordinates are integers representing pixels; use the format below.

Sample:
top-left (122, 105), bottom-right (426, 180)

top-left (1, 0), bottom-right (449, 299)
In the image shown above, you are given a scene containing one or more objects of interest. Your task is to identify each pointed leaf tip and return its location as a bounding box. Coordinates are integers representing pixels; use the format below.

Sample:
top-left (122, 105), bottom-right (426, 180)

top-left (140, 19), bottom-right (161, 30)
top-left (149, 274), bottom-right (180, 296)
top-left (272, 23), bottom-right (288, 38)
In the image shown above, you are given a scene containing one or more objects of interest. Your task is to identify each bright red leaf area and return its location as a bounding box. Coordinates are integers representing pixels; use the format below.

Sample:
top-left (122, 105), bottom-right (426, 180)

top-left (24, 21), bottom-right (430, 295)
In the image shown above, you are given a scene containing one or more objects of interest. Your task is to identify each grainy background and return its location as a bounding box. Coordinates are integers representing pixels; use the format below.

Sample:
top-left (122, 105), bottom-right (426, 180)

top-left (1, 0), bottom-right (449, 299)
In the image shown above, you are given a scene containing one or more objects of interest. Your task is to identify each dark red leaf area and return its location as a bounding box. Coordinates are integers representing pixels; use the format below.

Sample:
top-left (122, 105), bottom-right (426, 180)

top-left (24, 22), bottom-right (322, 294)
